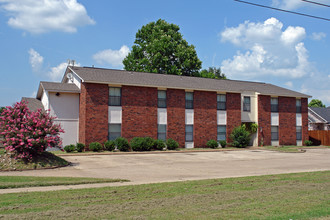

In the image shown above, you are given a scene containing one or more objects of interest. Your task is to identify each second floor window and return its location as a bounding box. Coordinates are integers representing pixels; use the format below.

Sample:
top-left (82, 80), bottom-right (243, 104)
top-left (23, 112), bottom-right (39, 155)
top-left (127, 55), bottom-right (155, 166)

top-left (158, 90), bottom-right (166, 108)
top-left (271, 97), bottom-right (278, 112)
top-left (109, 87), bottom-right (121, 106)
top-left (296, 99), bottom-right (301, 113)
top-left (243, 96), bottom-right (250, 112)
top-left (217, 94), bottom-right (226, 110)
top-left (185, 92), bottom-right (193, 109)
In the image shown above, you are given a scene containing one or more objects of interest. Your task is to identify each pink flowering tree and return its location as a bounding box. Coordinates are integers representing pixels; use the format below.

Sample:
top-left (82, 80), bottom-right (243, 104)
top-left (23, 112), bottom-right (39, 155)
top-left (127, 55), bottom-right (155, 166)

top-left (0, 101), bottom-right (64, 161)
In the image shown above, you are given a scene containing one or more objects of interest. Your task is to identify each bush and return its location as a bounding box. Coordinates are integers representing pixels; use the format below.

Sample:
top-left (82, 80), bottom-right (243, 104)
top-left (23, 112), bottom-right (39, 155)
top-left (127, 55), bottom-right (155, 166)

top-left (64, 144), bottom-right (76, 153)
top-left (206, 140), bottom-right (218, 149)
top-left (76, 143), bottom-right (85, 152)
top-left (166, 138), bottom-right (179, 150)
top-left (89, 142), bottom-right (102, 152)
top-left (104, 140), bottom-right (115, 151)
top-left (130, 137), bottom-right (154, 151)
top-left (304, 140), bottom-right (313, 146)
top-left (230, 124), bottom-right (250, 148)
top-left (219, 140), bottom-right (227, 148)
top-left (154, 139), bottom-right (165, 151)
top-left (115, 137), bottom-right (130, 152)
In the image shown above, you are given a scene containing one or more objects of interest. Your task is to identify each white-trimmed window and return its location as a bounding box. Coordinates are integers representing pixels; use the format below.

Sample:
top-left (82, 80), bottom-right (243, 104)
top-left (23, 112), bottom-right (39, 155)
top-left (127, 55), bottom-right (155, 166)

top-left (109, 124), bottom-right (121, 140)
top-left (158, 90), bottom-right (166, 108)
top-left (185, 92), bottom-right (193, 109)
top-left (243, 96), bottom-right (251, 112)
top-left (296, 126), bottom-right (302, 140)
top-left (109, 87), bottom-right (121, 106)
top-left (217, 94), bottom-right (226, 110)
top-left (296, 99), bottom-right (301, 113)
top-left (158, 124), bottom-right (166, 140)
top-left (271, 126), bottom-right (279, 141)
top-left (217, 125), bottom-right (226, 141)
top-left (271, 98), bottom-right (278, 112)
top-left (185, 125), bottom-right (193, 141)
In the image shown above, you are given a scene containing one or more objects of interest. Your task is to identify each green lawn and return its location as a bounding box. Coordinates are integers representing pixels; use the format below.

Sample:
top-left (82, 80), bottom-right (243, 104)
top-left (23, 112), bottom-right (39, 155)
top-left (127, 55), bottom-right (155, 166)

top-left (0, 176), bottom-right (128, 189)
top-left (263, 145), bottom-right (330, 152)
top-left (0, 171), bottom-right (329, 219)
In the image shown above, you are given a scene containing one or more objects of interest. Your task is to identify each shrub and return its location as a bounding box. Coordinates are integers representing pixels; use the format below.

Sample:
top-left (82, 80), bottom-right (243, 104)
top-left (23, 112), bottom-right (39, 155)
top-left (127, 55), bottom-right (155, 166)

top-left (115, 137), bottom-right (130, 152)
top-left (64, 144), bottom-right (76, 153)
top-left (219, 140), bottom-right (227, 148)
top-left (154, 139), bottom-right (165, 151)
top-left (0, 101), bottom-right (63, 160)
top-left (304, 140), bottom-right (313, 146)
top-left (76, 143), bottom-right (85, 152)
top-left (130, 137), bottom-right (154, 151)
top-left (89, 142), bottom-right (102, 152)
top-left (104, 140), bottom-right (115, 151)
top-left (166, 138), bottom-right (179, 150)
top-left (230, 124), bottom-right (250, 148)
top-left (206, 140), bottom-right (218, 149)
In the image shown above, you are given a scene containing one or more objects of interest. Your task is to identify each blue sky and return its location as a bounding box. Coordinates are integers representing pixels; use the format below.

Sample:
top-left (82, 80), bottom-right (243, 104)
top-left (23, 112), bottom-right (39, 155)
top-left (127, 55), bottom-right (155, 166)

top-left (0, 0), bottom-right (329, 107)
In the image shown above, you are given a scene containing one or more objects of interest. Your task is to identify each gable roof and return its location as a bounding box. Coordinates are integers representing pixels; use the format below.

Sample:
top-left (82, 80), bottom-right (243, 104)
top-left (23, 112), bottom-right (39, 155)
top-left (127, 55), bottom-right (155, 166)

top-left (21, 97), bottom-right (44, 112)
top-left (36, 81), bottom-right (80, 99)
top-left (309, 107), bottom-right (330, 122)
top-left (66, 66), bottom-right (311, 98)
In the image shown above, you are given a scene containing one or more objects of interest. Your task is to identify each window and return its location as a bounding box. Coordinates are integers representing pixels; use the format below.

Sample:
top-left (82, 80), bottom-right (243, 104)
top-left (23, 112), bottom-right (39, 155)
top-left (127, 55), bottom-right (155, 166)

top-left (243, 96), bottom-right (251, 112)
top-left (109, 87), bottom-right (121, 106)
top-left (217, 125), bottom-right (226, 141)
top-left (296, 126), bottom-right (302, 140)
top-left (296, 99), bottom-right (301, 113)
top-left (271, 126), bottom-right (279, 141)
top-left (158, 124), bottom-right (166, 140)
top-left (217, 94), bottom-right (226, 110)
top-left (185, 92), bottom-right (193, 109)
top-left (271, 98), bottom-right (278, 112)
top-left (185, 125), bottom-right (193, 142)
top-left (158, 90), bottom-right (166, 108)
top-left (109, 124), bottom-right (121, 140)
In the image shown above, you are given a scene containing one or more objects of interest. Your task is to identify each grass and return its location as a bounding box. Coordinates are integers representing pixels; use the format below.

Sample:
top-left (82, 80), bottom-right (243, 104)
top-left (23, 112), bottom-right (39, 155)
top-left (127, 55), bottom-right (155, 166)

top-left (0, 150), bottom-right (69, 171)
top-left (0, 171), bottom-right (329, 219)
top-left (262, 145), bottom-right (330, 152)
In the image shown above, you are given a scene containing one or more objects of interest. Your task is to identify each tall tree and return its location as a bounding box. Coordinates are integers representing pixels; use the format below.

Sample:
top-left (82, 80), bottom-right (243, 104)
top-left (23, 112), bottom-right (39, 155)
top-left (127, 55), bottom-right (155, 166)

top-left (123, 19), bottom-right (202, 76)
top-left (308, 99), bottom-right (326, 108)
top-left (196, 67), bottom-right (227, 79)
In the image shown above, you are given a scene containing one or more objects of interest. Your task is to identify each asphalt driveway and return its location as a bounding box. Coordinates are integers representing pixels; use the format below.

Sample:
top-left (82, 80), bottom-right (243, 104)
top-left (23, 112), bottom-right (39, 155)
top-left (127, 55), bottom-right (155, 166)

top-left (1, 148), bottom-right (329, 185)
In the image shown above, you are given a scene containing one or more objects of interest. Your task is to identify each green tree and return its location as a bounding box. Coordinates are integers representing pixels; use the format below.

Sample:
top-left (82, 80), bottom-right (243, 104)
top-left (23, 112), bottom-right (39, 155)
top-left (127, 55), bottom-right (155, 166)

top-left (195, 67), bottom-right (227, 79)
top-left (308, 99), bottom-right (326, 108)
top-left (123, 19), bottom-right (202, 76)
top-left (0, 107), bottom-right (5, 114)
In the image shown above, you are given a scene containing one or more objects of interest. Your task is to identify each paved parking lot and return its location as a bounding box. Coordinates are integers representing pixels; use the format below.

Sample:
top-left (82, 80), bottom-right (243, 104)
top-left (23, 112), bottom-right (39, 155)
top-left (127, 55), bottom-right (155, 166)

top-left (1, 149), bottom-right (329, 185)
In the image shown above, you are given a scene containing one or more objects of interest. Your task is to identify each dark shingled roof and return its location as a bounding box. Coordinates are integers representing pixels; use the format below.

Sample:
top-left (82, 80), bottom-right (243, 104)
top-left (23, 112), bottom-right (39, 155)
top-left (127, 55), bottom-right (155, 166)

top-left (21, 97), bottom-right (44, 112)
top-left (67, 66), bottom-right (311, 98)
top-left (36, 81), bottom-right (80, 99)
top-left (309, 107), bottom-right (330, 122)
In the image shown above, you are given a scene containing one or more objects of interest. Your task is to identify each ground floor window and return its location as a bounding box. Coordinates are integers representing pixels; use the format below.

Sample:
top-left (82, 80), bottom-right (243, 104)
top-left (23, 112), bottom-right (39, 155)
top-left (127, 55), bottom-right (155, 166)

top-left (158, 124), bottom-right (166, 140)
top-left (271, 126), bottom-right (278, 141)
top-left (109, 124), bottom-right (121, 140)
top-left (185, 125), bottom-right (193, 142)
top-left (217, 125), bottom-right (226, 141)
top-left (296, 126), bottom-right (302, 140)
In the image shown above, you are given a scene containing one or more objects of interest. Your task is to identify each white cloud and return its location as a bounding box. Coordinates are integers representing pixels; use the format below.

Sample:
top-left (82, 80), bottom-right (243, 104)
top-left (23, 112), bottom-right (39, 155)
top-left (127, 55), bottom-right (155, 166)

top-left (311, 32), bottom-right (326, 41)
top-left (28, 48), bottom-right (44, 73)
top-left (220, 17), bottom-right (310, 79)
top-left (285, 81), bottom-right (293, 88)
top-left (48, 62), bottom-right (80, 81)
top-left (301, 74), bottom-right (330, 106)
top-left (93, 45), bottom-right (130, 67)
top-left (0, 0), bottom-right (95, 34)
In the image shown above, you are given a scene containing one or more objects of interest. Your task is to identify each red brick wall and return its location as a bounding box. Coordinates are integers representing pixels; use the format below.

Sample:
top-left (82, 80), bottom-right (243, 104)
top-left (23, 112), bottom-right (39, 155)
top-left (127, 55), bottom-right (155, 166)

top-left (79, 83), bottom-right (108, 147)
top-left (279, 96), bottom-right (296, 145)
top-left (226, 93), bottom-right (241, 143)
top-left (167, 89), bottom-right (186, 148)
top-left (301, 98), bottom-right (308, 144)
top-left (194, 91), bottom-right (217, 147)
top-left (258, 95), bottom-right (271, 146)
top-left (121, 86), bottom-right (157, 140)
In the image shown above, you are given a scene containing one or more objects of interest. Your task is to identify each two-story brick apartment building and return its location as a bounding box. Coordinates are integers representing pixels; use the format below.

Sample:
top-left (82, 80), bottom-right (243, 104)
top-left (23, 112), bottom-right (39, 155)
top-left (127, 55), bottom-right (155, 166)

top-left (34, 66), bottom-right (311, 148)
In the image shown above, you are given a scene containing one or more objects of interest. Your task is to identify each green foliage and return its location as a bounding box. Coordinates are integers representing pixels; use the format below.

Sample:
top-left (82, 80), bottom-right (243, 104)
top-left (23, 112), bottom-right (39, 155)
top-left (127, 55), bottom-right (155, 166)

top-left (0, 107), bottom-right (5, 115)
top-left (115, 137), bottom-right (130, 152)
top-left (154, 139), bottom-right (165, 151)
top-left (64, 144), bottom-right (76, 153)
top-left (206, 140), bottom-right (218, 149)
top-left (76, 143), bottom-right (85, 152)
top-left (308, 99), bottom-right (326, 108)
top-left (89, 142), bottom-right (103, 152)
top-left (130, 137), bottom-right (154, 151)
top-left (219, 140), bottom-right (227, 148)
top-left (123, 19), bottom-right (202, 76)
top-left (104, 140), bottom-right (115, 151)
top-left (250, 123), bottom-right (258, 133)
top-left (195, 67), bottom-right (227, 79)
top-left (304, 140), bottom-right (313, 146)
top-left (166, 138), bottom-right (179, 150)
top-left (230, 125), bottom-right (251, 148)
